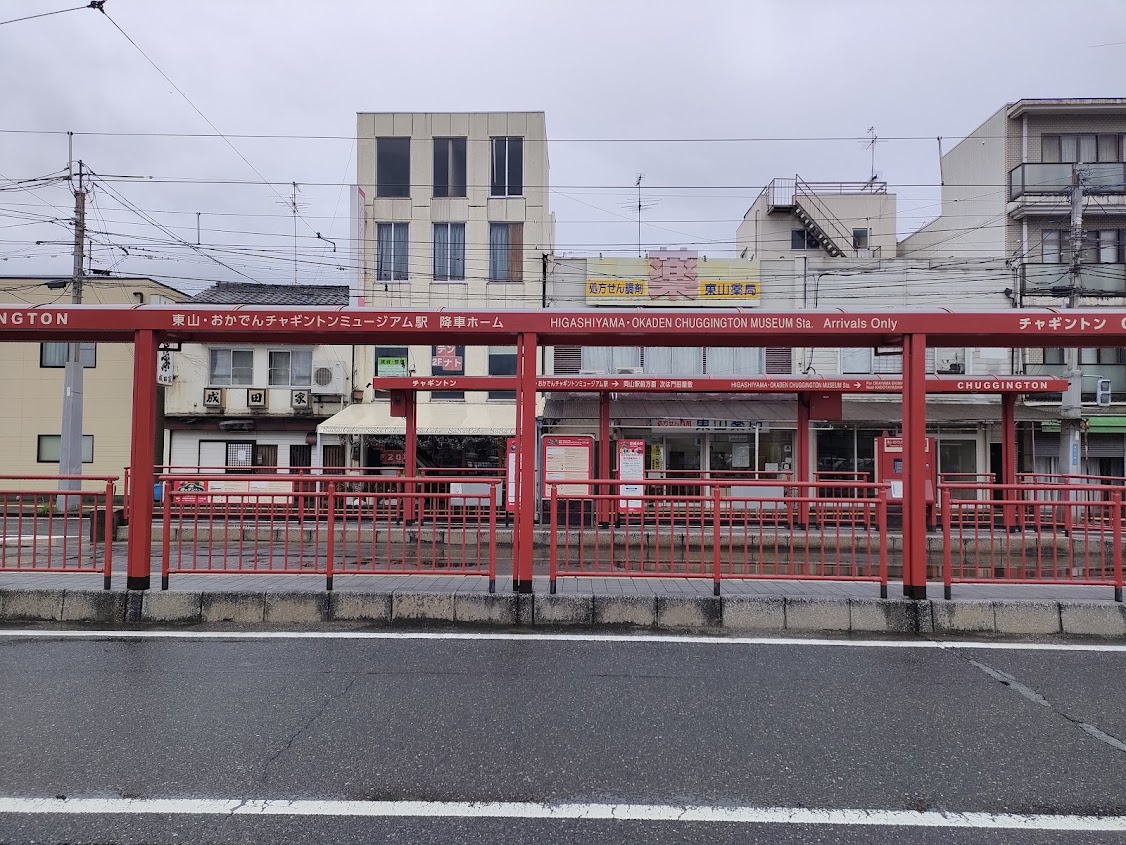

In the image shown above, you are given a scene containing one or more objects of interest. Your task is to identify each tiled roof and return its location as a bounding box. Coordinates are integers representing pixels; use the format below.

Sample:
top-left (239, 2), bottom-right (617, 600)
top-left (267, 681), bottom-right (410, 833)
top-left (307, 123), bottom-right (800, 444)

top-left (189, 282), bottom-right (350, 306)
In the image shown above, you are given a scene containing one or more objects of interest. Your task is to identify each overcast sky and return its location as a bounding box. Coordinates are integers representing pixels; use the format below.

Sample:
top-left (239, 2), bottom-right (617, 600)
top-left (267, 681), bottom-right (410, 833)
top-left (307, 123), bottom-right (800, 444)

top-left (2, 0), bottom-right (1125, 296)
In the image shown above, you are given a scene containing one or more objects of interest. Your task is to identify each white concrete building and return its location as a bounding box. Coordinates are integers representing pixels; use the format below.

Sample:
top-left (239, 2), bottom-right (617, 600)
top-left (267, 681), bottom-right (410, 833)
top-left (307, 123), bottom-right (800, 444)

top-left (543, 174), bottom-right (1042, 484)
top-left (736, 177), bottom-right (897, 261)
top-left (162, 283), bottom-right (355, 473)
top-left (899, 98), bottom-right (1126, 475)
top-left (323, 112), bottom-right (554, 471)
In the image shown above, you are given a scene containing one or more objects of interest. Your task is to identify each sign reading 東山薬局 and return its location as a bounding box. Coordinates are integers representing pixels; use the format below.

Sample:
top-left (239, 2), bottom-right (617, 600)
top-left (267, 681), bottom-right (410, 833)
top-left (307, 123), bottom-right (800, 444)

top-left (584, 253), bottom-right (760, 306)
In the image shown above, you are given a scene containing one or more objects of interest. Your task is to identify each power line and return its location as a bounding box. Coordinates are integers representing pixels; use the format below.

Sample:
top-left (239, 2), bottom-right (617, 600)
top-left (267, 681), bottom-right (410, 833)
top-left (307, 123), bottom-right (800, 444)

top-left (95, 6), bottom-right (319, 239)
top-left (0, 2), bottom-right (98, 28)
top-left (0, 128), bottom-right (1000, 143)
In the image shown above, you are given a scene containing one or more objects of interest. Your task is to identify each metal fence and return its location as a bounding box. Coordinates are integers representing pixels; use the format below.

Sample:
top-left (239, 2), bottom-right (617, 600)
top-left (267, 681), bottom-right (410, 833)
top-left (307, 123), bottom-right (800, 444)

top-left (0, 475), bottom-right (117, 588)
top-left (159, 474), bottom-right (500, 590)
top-left (547, 479), bottom-right (889, 596)
top-left (940, 482), bottom-right (1124, 602)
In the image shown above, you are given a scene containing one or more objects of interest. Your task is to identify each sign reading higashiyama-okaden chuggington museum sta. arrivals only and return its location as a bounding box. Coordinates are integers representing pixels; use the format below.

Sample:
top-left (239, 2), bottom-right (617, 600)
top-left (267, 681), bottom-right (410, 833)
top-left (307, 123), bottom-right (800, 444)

top-left (584, 252), bottom-right (760, 306)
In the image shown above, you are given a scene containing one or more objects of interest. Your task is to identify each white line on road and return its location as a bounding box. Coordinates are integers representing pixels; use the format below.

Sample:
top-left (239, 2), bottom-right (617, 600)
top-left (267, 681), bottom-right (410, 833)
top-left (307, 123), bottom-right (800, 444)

top-left (0, 628), bottom-right (1125, 652)
top-left (0, 797), bottom-right (1124, 830)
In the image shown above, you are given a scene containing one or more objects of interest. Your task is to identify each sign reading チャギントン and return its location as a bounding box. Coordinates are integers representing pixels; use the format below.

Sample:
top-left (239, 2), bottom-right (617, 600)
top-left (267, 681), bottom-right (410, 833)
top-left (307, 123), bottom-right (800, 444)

top-left (584, 253), bottom-right (760, 306)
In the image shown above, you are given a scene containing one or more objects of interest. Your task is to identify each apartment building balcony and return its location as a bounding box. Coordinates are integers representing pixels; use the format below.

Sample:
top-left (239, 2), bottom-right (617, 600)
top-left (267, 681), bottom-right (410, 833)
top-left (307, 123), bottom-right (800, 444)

top-left (1008, 163), bottom-right (1126, 218)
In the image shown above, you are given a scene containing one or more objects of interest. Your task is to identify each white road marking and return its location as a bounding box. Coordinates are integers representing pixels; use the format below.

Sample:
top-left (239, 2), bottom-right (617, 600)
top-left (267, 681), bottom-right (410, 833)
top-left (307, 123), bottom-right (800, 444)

top-left (0, 797), bottom-right (1123, 830)
top-left (0, 628), bottom-right (1124, 652)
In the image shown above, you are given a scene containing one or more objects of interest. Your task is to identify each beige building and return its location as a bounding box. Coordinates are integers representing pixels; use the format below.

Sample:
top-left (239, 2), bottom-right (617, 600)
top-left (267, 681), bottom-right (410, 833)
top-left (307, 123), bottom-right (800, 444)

top-left (0, 276), bottom-right (185, 487)
top-left (329, 111), bottom-right (555, 471)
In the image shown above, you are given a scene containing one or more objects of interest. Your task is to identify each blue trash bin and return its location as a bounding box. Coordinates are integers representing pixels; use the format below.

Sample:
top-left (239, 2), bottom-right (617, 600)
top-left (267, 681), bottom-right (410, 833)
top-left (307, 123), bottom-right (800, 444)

top-left (153, 482), bottom-right (164, 502)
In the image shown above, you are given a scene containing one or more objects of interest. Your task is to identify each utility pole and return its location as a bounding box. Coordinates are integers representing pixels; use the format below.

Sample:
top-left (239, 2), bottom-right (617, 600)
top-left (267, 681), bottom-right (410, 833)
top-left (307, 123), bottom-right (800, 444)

top-left (58, 161), bottom-right (86, 511)
top-left (636, 174), bottom-right (643, 259)
top-left (1059, 164), bottom-right (1084, 482)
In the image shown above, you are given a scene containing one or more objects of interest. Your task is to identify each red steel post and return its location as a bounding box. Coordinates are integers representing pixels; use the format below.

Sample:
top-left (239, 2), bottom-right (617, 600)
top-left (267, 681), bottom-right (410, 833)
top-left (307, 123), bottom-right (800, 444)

top-left (941, 487), bottom-right (953, 600)
top-left (903, 333), bottom-right (929, 600)
top-left (1001, 393), bottom-right (1017, 531)
top-left (103, 479), bottom-right (114, 590)
top-left (126, 329), bottom-right (158, 590)
top-left (1113, 491), bottom-right (1123, 603)
top-left (513, 332), bottom-right (538, 593)
top-left (598, 390), bottom-right (611, 526)
top-left (548, 483), bottom-right (558, 594)
top-left (796, 393), bottom-right (810, 527)
top-left (325, 482), bottom-right (337, 591)
top-left (404, 390), bottom-right (418, 524)
top-left (712, 483), bottom-right (722, 596)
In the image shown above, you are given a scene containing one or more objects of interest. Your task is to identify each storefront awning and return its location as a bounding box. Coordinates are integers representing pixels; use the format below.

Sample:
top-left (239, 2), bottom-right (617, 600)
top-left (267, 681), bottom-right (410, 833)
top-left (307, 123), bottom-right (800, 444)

top-left (542, 396), bottom-right (1059, 426)
top-left (317, 403), bottom-right (515, 437)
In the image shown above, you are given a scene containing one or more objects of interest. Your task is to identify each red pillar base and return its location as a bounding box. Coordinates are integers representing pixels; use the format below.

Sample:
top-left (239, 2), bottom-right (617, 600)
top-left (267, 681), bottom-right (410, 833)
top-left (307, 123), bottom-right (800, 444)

top-left (128, 575), bottom-right (151, 591)
top-left (905, 584), bottom-right (927, 601)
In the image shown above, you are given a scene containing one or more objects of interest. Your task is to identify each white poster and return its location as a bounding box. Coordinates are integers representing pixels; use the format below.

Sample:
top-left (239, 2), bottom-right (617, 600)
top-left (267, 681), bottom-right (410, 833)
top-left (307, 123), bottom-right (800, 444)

top-left (617, 439), bottom-right (646, 513)
top-left (543, 437), bottom-right (592, 497)
top-left (732, 443), bottom-right (751, 468)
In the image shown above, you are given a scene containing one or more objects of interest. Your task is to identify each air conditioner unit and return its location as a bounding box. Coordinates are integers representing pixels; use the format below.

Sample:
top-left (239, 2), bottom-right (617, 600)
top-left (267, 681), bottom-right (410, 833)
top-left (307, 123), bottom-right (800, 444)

top-left (617, 367), bottom-right (642, 375)
top-left (246, 388), bottom-right (267, 409)
top-left (311, 362), bottom-right (346, 395)
top-left (202, 387), bottom-right (225, 409)
top-left (291, 389), bottom-right (311, 410)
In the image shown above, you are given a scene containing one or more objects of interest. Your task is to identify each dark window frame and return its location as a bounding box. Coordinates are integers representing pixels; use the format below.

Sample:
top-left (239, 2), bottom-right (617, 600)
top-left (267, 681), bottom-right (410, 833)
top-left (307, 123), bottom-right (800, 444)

top-left (376, 137), bottom-right (411, 198)
top-left (490, 136), bottom-right (524, 197)
top-left (432, 137), bottom-right (467, 198)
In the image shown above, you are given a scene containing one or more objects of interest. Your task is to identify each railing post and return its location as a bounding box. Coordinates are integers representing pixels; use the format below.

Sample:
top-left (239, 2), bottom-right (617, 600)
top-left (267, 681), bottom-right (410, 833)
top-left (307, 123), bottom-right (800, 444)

top-left (1113, 491), bottom-right (1123, 603)
top-left (941, 487), bottom-right (952, 601)
top-left (549, 483), bottom-right (558, 594)
top-left (160, 484), bottom-right (171, 590)
top-left (103, 479), bottom-right (114, 590)
top-left (878, 495), bottom-right (888, 599)
top-left (488, 482), bottom-right (497, 594)
top-left (325, 482), bottom-right (336, 592)
top-left (712, 483), bottom-right (722, 597)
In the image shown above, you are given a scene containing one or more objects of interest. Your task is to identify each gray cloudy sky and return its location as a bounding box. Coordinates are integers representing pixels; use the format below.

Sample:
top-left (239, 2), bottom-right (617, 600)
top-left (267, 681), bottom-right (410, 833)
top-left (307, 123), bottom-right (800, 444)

top-left (2, 0), bottom-right (1125, 295)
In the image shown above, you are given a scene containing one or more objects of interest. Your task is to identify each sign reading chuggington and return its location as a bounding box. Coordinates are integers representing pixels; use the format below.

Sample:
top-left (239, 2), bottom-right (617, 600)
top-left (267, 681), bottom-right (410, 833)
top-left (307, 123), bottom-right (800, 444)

top-left (584, 251), bottom-right (760, 306)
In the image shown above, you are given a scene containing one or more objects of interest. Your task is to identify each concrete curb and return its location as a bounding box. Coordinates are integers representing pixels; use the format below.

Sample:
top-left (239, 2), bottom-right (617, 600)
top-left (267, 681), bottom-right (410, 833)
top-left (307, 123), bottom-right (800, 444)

top-left (1, 587), bottom-right (1124, 637)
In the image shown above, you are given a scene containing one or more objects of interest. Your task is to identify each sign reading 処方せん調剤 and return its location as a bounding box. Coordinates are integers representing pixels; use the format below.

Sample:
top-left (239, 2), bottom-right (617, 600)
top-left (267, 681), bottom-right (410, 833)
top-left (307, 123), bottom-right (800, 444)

top-left (584, 254), bottom-right (760, 306)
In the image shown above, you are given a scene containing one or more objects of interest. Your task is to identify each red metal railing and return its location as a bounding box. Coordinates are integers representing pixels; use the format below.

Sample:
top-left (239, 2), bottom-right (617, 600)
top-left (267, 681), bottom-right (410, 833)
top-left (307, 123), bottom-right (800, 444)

top-left (548, 479), bottom-right (889, 596)
top-left (125, 465), bottom-right (319, 522)
top-left (0, 475), bottom-right (117, 589)
top-left (159, 474), bottom-right (499, 591)
top-left (941, 482), bottom-right (1124, 602)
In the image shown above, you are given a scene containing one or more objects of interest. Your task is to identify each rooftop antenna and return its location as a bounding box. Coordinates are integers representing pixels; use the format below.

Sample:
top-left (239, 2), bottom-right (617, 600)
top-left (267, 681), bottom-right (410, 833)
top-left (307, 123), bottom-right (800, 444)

top-left (865, 127), bottom-right (878, 183)
top-left (620, 174), bottom-right (658, 258)
top-left (276, 182), bottom-right (308, 284)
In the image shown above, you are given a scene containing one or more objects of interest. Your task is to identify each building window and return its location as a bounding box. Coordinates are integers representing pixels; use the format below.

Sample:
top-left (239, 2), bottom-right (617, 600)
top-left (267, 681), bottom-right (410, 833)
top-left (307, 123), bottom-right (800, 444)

top-left (225, 441), bottom-right (255, 473)
top-left (268, 349), bottom-right (312, 386)
top-left (791, 229), bottom-right (820, 250)
top-left (841, 348), bottom-right (873, 374)
top-left (376, 137), bottom-right (410, 197)
top-left (37, 434), bottom-right (94, 463)
top-left (431, 345), bottom-right (464, 400)
top-left (375, 346), bottom-right (409, 376)
top-left (1042, 133), bottom-right (1121, 164)
top-left (1044, 348), bottom-right (1065, 366)
top-left (376, 222), bottom-right (409, 281)
top-left (852, 228), bottom-right (870, 251)
top-left (490, 137), bottom-right (523, 196)
top-left (1080, 348), bottom-right (1126, 365)
top-left (40, 342), bottom-right (95, 368)
top-left (487, 346), bottom-right (517, 400)
top-left (433, 137), bottom-right (467, 198)
top-left (433, 223), bottom-right (466, 281)
top-left (705, 347), bottom-right (762, 375)
top-left (489, 222), bottom-right (523, 281)
top-left (1043, 229), bottom-right (1122, 264)
top-left (208, 348), bottom-right (254, 386)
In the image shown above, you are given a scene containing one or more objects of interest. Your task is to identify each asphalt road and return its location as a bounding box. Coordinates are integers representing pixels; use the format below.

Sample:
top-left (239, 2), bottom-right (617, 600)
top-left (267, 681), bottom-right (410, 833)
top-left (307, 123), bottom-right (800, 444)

top-left (1, 630), bottom-right (1125, 844)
